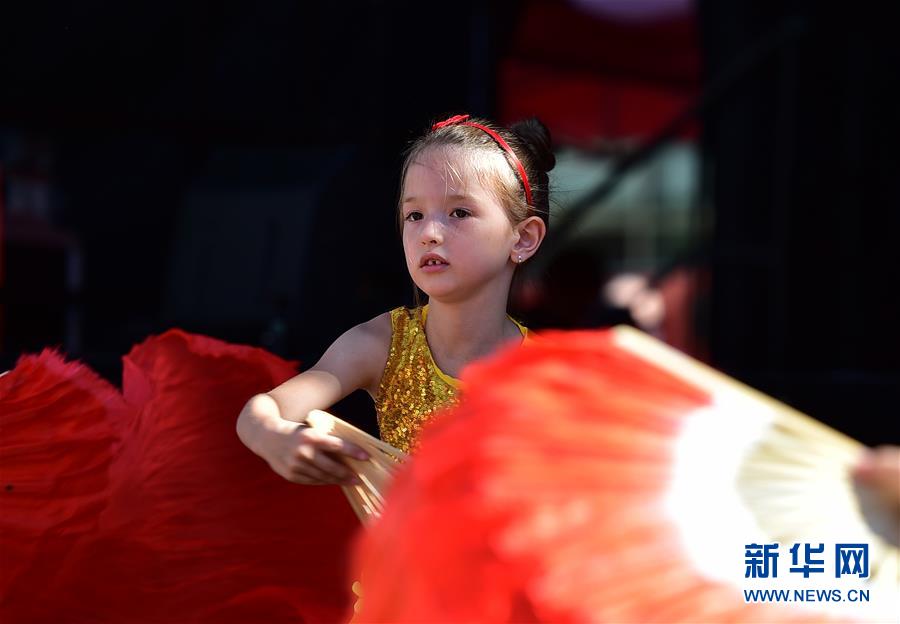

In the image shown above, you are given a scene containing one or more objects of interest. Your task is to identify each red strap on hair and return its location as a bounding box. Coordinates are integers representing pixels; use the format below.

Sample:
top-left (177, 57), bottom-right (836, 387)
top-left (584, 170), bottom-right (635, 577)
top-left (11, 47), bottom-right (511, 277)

top-left (431, 114), bottom-right (533, 207)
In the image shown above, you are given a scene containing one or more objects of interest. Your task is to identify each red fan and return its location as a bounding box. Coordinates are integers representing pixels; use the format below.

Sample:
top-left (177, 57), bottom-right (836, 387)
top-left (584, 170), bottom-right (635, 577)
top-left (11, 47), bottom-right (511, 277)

top-left (0, 351), bottom-right (126, 620)
top-left (353, 327), bottom-right (899, 623)
top-left (1, 330), bottom-right (360, 623)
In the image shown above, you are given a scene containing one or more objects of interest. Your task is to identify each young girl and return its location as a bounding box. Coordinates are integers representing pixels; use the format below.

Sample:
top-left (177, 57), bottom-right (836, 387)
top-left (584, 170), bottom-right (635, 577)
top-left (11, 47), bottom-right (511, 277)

top-left (236, 113), bottom-right (555, 485)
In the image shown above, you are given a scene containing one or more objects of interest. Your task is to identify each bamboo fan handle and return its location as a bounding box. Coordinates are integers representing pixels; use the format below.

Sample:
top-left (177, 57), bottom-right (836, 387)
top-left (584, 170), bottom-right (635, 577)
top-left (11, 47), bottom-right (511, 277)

top-left (306, 409), bottom-right (405, 524)
top-left (307, 410), bottom-right (407, 460)
top-left (341, 486), bottom-right (370, 522)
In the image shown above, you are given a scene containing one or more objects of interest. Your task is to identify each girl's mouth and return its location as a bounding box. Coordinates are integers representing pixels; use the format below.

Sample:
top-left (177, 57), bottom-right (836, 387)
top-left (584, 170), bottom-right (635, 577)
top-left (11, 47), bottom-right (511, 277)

top-left (420, 253), bottom-right (449, 271)
top-left (421, 259), bottom-right (449, 273)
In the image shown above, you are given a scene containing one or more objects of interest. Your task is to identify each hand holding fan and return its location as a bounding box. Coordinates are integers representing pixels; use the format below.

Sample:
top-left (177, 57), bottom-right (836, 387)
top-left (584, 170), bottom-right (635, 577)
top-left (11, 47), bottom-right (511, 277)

top-left (305, 409), bottom-right (406, 525)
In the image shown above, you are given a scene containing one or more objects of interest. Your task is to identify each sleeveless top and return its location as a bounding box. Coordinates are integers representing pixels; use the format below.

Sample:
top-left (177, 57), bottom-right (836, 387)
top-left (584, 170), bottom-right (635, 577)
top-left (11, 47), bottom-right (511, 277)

top-left (374, 305), bottom-right (529, 453)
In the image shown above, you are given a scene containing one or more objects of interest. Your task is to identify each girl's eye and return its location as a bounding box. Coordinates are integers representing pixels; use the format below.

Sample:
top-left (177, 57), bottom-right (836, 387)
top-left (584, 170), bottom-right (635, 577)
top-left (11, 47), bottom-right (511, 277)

top-left (451, 208), bottom-right (470, 218)
top-left (404, 211), bottom-right (423, 222)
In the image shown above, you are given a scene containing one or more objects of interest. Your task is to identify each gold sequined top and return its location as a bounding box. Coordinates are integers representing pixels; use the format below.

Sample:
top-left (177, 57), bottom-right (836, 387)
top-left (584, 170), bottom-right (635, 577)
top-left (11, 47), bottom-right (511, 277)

top-left (374, 305), bottom-right (528, 453)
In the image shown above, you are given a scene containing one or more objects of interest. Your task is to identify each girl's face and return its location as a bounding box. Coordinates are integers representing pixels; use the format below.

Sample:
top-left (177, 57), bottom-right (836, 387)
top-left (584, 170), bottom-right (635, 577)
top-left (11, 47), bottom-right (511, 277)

top-left (400, 147), bottom-right (520, 303)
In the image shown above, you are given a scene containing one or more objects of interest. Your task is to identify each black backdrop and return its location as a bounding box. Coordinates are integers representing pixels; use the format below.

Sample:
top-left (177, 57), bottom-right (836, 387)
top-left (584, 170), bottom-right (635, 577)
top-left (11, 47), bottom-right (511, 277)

top-left (700, 0), bottom-right (900, 445)
top-left (3, 0), bottom-right (898, 443)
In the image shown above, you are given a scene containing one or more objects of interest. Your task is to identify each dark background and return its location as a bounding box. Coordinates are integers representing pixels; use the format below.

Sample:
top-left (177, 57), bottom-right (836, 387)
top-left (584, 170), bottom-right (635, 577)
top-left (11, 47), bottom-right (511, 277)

top-left (2, 0), bottom-right (898, 444)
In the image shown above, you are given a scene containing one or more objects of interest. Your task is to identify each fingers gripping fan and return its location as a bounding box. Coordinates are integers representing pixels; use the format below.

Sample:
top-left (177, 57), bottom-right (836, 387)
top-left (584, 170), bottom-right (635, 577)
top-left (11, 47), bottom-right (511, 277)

top-left (353, 327), bottom-right (899, 623)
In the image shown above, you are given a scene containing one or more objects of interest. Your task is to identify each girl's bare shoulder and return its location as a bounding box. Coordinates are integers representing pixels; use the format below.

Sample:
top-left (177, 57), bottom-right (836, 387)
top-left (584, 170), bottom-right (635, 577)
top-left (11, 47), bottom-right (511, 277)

top-left (350, 311), bottom-right (392, 350)
top-left (308, 311), bottom-right (393, 396)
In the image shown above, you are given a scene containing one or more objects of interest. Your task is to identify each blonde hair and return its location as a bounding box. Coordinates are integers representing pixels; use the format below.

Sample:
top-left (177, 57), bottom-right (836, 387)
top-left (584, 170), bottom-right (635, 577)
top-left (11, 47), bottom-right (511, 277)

top-left (397, 116), bottom-right (554, 233)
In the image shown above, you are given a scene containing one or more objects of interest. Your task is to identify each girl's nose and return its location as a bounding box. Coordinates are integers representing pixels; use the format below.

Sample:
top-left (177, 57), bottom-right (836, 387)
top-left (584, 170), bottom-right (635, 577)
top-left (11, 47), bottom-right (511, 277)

top-left (421, 218), bottom-right (443, 245)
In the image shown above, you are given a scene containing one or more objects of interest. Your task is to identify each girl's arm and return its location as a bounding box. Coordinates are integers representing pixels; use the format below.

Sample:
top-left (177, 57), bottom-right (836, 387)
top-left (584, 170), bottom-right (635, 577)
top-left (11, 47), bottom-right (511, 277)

top-left (236, 312), bottom-right (391, 485)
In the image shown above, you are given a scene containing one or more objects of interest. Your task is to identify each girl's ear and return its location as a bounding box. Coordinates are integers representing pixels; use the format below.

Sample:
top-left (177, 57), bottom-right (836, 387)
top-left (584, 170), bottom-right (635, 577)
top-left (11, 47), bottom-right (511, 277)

top-left (511, 216), bottom-right (546, 262)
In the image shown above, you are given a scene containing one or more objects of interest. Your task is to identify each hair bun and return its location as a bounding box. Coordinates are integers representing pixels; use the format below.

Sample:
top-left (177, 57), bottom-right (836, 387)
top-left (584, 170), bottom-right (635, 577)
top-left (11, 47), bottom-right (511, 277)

top-left (510, 117), bottom-right (556, 174)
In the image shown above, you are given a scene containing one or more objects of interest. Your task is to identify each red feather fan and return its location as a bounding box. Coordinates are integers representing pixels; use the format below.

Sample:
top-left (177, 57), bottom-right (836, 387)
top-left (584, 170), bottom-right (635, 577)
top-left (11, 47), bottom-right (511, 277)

top-left (353, 328), bottom-right (898, 623)
top-left (0, 351), bottom-right (126, 620)
top-left (0, 330), bottom-right (359, 623)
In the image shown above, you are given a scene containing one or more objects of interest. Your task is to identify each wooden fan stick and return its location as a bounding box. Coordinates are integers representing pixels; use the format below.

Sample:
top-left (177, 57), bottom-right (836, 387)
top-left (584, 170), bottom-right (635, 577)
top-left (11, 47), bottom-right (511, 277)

top-left (342, 483), bottom-right (382, 522)
top-left (353, 484), bottom-right (379, 514)
top-left (306, 410), bottom-right (405, 523)
top-left (342, 486), bottom-right (369, 521)
top-left (307, 410), bottom-right (408, 461)
top-left (356, 473), bottom-right (386, 506)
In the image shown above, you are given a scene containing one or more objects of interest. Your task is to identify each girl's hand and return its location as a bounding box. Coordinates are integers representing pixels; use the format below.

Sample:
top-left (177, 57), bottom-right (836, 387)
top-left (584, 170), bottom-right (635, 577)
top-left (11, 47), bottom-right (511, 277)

top-left (853, 445), bottom-right (900, 511)
top-left (235, 313), bottom-right (390, 485)
top-left (264, 422), bottom-right (369, 486)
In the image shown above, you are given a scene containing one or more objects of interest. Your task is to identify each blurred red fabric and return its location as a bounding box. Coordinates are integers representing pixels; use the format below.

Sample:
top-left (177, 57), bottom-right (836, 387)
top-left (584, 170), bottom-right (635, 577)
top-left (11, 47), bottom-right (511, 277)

top-left (0, 329), bottom-right (358, 623)
top-left (499, 0), bottom-right (699, 145)
top-left (352, 329), bottom-right (842, 623)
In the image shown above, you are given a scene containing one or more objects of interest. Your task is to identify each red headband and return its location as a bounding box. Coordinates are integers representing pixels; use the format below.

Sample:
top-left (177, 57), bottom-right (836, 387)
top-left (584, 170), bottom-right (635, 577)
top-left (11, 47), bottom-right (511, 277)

top-left (431, 114), bottom-right (533, 207)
